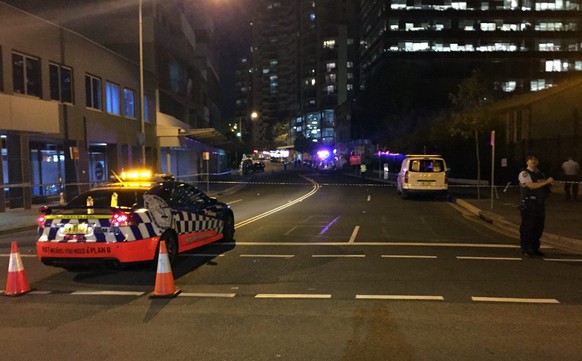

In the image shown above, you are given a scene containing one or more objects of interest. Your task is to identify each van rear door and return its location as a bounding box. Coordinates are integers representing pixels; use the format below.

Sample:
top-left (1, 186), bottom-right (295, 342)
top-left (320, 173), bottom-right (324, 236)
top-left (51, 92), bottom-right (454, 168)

top-left (407, 158), bottom-right (447, 190)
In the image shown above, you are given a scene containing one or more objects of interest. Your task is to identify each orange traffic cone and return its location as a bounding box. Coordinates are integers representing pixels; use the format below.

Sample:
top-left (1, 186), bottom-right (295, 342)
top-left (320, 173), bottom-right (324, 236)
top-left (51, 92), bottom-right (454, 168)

top-left (5, 241), bottom-right (31, 296)
top-left (150, 241), bottom-right (181, 298)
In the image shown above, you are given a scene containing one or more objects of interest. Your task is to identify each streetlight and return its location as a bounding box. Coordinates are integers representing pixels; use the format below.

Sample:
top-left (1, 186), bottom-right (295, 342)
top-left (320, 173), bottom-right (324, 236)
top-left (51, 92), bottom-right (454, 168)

top-left (139, 0), bottom-right (146, 166)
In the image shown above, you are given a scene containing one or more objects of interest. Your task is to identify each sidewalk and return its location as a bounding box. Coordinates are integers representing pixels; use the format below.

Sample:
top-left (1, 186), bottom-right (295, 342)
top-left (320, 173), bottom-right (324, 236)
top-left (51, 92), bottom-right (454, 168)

top-left (454, 186), bottom-right (582, 254)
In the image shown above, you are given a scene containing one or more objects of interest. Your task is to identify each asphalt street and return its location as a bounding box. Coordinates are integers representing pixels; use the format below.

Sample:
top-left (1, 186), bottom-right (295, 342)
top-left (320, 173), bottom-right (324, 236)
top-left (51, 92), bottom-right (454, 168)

top-left (1, 165), bottom-right (582, 361)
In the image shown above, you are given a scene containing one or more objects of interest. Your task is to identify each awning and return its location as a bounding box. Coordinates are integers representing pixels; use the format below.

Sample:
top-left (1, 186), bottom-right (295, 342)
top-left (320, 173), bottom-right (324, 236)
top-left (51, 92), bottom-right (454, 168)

top-left (182, 128), bottom-right (230, 147)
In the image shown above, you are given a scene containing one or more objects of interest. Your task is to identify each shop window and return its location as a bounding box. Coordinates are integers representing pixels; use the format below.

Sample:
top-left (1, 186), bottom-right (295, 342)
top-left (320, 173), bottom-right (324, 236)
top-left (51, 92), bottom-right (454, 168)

top-left (85, 74), bottom-right (102, 110)
top-left (106, 81), bottom-right (120, 115)
top-left (49, 63), bottom-right (73, 103)
top-left (12, 52), bottom-right (41, 97)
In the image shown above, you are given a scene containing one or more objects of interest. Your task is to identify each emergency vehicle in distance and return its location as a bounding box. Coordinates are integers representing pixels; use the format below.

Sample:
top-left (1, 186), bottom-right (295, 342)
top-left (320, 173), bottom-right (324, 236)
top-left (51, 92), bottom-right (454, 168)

top-left (36, 170), bottom-right (235, 269)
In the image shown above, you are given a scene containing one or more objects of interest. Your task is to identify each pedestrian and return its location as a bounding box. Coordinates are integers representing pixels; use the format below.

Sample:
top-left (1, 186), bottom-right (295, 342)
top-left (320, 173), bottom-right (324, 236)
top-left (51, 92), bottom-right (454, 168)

top-left (518, 155), bottom-right (554, 257)
top-left (360, 163), bottom-right (367, 178)
top-left (561, 156), bottom-right (579, 201)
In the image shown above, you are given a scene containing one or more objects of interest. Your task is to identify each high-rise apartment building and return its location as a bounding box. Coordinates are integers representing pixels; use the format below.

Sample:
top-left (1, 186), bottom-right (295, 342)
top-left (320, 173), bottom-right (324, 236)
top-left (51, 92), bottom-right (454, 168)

top-left (246, 0), bottom-right (359, 149)
top-left (360, 0), bottom-right (582, 96)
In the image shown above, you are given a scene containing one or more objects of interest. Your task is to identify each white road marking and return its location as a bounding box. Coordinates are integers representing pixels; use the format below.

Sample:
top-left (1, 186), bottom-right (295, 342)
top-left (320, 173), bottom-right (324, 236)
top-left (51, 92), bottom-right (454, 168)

top-left (179, 292), bottom-right (236, 298)
top-left (382, 255), bottom-right (438, 259)
top-left (543, 258), bottom-right (582, 262)
top-left (356, 295), bottom-right (444, 301)
top-left (71, 290), bottom-right (145, 296)
top-left (312, 254), bottom-right (365, 258)
top-left (348, 226), bottom-right (360, 244)
top-left (240, 254), bottom-right (295, 258)
top-left (457, 256), bottom-right (522, 261)
top-left (0, 254), bottom-right (37, 258)
top-left (255, 293), bottom-right (332, 299)
top-left (29, 291), bottom-right (52, 295)
top-left (235, 176), bottom-right (320, 229)
top-left (233, 242), bottom-right (519, 248)
top-left (182, 254), bottom-right (224, 257)
top-left (472, 296), bottom-right (559, 304)
top-left (227, 199), bottom-right (243, 204)
top-left (367, 195), bottom-right (371, 201)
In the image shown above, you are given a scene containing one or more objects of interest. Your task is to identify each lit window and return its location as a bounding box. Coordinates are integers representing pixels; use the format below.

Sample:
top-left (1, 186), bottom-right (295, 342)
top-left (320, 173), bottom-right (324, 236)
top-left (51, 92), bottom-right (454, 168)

top-left (106, 81), bottom-right (120, 115)
top-left (326, 63), bottom-right (336, 72)
top-left (143, 95), bottom-right (150, 122)
top-left (323, 40), bottom-right (336, 49)
top-left (85, 74), bottom-right (102, 110)
top-left (124, 88), bottom-right (135, 118)
top-left (501, 81), bottom-right (516, 92)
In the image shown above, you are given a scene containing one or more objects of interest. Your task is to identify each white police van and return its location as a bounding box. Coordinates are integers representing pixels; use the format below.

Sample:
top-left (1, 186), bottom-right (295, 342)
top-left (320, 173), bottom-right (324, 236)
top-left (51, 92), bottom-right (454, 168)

top-left (396, 154), bottom-right (448, 199)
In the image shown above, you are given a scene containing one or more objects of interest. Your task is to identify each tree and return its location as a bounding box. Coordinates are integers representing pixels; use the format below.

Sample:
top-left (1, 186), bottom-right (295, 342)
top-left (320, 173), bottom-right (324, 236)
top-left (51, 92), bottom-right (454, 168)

top-left (448, 70), bottom-right (496, 199)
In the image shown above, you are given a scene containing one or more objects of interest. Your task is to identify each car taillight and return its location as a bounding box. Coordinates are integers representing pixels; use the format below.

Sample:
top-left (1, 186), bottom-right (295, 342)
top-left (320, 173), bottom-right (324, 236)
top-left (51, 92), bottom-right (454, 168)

top-left (404, 170), bottom-right (409, 183)
top-left (37, 215), bottom-right (46, 228)
top-left (111, 212), bottom-right (135, 227)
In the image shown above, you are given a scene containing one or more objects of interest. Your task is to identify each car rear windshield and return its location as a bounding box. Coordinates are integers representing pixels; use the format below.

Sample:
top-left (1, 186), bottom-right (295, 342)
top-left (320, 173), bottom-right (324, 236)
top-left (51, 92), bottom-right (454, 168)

top-left (67, 189), bottom-right (146, 209)
top-left (410, 159), bottom-right (445, 172)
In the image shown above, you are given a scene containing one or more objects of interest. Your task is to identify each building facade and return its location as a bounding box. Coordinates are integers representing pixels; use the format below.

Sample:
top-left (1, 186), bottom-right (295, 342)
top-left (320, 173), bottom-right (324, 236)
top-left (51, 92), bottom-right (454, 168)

top-left (360, 0), bottom-right (582, 95)
top-left (0, 1), bottom-right (228, 211)
top-left (243, 0), bottom-right (360, 150)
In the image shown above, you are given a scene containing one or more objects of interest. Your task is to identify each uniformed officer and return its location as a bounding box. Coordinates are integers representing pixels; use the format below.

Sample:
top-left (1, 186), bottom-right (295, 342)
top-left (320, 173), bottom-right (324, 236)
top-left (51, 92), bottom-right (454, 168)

top-left (518, 155), bottom-right (554, 257)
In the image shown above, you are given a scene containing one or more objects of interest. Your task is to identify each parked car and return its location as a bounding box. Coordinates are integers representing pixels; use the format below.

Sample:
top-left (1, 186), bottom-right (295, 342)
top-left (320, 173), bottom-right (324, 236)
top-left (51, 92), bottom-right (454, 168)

top-left (397, 154), bottom-right (448, 199)
top-left (36, 171), bottom-right (235, 269)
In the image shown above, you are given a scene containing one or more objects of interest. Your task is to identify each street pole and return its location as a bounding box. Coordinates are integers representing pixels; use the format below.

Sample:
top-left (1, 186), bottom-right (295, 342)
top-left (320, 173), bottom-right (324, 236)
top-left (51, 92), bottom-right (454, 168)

top-left (139, 0), bottom-right (146, 166)
top-left (490, 130), bottom-right (495, 209)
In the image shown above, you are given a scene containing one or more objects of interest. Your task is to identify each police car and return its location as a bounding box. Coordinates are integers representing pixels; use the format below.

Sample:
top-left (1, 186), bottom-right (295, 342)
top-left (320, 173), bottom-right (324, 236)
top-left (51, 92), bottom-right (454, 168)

top-left (36, 170), bottom-right (235, 269)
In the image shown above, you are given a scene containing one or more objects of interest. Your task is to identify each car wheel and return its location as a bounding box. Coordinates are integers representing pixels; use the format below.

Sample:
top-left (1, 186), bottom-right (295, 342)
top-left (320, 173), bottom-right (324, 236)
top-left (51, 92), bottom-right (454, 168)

top-left (222, 213), bottom-right (235, 242)
top-left (155, 232), bottom-right (178, 266)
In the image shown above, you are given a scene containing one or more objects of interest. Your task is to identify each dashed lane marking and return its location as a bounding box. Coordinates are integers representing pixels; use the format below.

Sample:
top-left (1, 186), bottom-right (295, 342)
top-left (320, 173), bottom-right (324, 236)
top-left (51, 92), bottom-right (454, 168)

top-left (71, 290), bottom-right (145, 296)
top-left (382, 255), bottom-right (438, 259)
top-left (311, 254), bottom-right (366, 258)
top-left (182, 254), bottom-right (225, 257)
top-left (356, 295), bottom-right (444, 301)
top-left (348, 226), bottom-right (360, 244)
top-left (472, 296), bottom-right (560, 304)
top-left (240, 254), bottom-right (295, 258)
top-left (255, 294), bottom-right (332, 299)
top-left (457, 256), bottom-right (522, 261)
top-left (543, 258), bottom-right (582, 262)
top-left (227, 199), bottom-right (243, 204)
top-left (179, 292), bottom-right (236, 298)
top-left (232, 242), bottom-right (519, 248)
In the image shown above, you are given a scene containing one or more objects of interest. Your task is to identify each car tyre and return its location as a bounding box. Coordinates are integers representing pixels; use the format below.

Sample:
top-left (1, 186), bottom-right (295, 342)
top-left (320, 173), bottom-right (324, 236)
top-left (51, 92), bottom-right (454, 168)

top-left (153, 232), bottom-right (178, 267)
top-left (222, 213), bottom-right (235, 242)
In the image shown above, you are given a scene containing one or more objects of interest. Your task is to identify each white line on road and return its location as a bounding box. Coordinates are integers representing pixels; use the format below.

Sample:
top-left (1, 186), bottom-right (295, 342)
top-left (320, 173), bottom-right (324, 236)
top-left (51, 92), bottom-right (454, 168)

top-left (255, 294), bottom-right (332, 299)
top-left (227, 199), bottom-right (243, 204)
top-left (382, 255), bottom-right (438, 259)
top-left (312, 254), bottom-right (366, 258)
top-left (0, 254), bottom-right (37, 258)
top-left (356, 295), bottom-right (444, 301)
top-left (233, 242), bottom-right (519, 248)
top-left (179, 293), bottom-right (236, 298)
top-left (71, 290), bottom-right (145, 296)
top-left (348, 226), bottom-right (360, 244)
top-left (367, 195), bottom-right (371, 201)
top-left (181, 254), bottom-right (224, 257)
top-left (240, 254), bottom-right (295, 258)
top-left (29, 291), bottom-right (52, 295)
top-left (472, 296), bottom-right (559, 304)
top-left (543, 258), bottom-right (582, 262)
top-left (457, 256), bottom-right (522, 261)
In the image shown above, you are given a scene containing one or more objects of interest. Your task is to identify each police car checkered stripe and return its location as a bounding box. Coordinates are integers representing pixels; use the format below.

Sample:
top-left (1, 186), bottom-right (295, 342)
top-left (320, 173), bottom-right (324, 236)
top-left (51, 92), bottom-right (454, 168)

top-left (39, 209), bottom-right (224, 244)
top-left (172, 211), bottom-right (223, 235)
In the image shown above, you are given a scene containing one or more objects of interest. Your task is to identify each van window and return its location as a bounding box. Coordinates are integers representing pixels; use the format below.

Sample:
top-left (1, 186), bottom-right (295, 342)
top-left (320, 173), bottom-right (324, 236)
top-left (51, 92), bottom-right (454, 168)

top-left (410, 159), bottom-right (444, 172)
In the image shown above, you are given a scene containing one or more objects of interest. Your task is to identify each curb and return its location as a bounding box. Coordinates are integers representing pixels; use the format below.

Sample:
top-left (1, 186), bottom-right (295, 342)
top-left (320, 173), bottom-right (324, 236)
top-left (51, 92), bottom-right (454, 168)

top-left (454, 198), bottom-right (582, 254)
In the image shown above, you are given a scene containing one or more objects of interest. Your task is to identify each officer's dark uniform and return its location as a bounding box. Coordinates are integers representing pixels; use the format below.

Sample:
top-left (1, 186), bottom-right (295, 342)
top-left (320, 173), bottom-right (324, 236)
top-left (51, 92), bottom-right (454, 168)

top-left (519, 168), bottom-right (550, 254)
